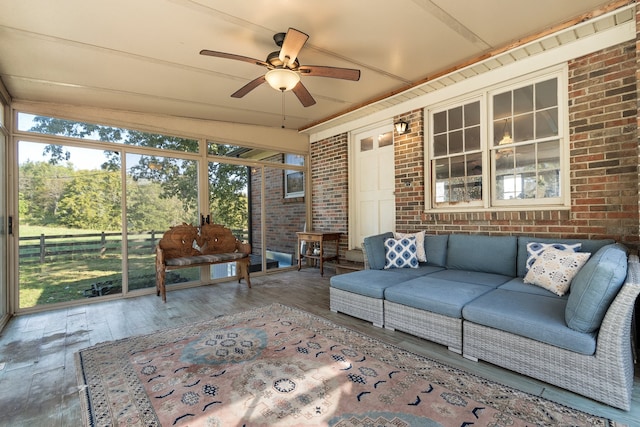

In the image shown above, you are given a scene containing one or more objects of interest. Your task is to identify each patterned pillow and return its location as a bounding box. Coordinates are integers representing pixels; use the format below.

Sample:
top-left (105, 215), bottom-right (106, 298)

top-left (394, 231), bottom-right (426, 262)
top-left (523, 247), bottom-right (591, 296)
top-left (525, 242), bottom-right (581, 272)
top-left (384, 237), bottom-right (419, 269)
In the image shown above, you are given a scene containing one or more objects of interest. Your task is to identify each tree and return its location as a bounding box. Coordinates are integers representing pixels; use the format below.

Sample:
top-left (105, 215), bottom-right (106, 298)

top-left (28, 117), bottom-right (249, 230)
top-left (126, 178), bottom-right (194, 232)
top-left (18, 160), bottom-right (74, 225)
top-left (56, 170), bottom-right (122, 230)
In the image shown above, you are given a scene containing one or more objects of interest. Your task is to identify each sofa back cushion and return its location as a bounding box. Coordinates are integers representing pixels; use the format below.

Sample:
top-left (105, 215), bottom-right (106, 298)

top-left (425, 234), bottom-right (449, 267)
top-left (363, 232), bottom-right (394, 270)
top-left (446, 234), bottom-right (518, 276)
top-left (516, 237), bottom-right (615, 278)
top-left (565, 243), bottom-right (628, 333)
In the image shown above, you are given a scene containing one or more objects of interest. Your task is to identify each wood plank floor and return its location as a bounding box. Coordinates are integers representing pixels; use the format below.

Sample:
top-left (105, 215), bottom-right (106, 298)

top-left (0, 267), bottom-right (638, 426)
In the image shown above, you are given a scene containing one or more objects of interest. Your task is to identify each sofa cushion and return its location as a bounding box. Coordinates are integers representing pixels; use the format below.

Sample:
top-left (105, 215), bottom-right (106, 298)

top-left (384, 265), bottom-right (446, 278)
top-left (516, 236), bottom-right (615, 277)
top-left (499, 277), bottom-right (569, 298)
top-left (395, 231), bottom-right (426, 262)
top-left (424, 234), bottom-right (449, 267)
top-left (446, 234), bottom-right (517, 277)
top-left (384, 237), bottom-right (419, 269)
top-left (525, 242), bottom-right (581, 272)
top-left (330, 269), bottom-right (410, 299)
top-left (463, 289), bottom-right (597, 355)
top-left (523, 247), bottom-right (591, 296)
top-left (363, 232), bottom-right (394, 270)
top-left (565, 243), bottom-right (628, 333)
top-left (384, 277), bottom-right (495, 318)
top-left (427, 269), bottom-right (512, 288)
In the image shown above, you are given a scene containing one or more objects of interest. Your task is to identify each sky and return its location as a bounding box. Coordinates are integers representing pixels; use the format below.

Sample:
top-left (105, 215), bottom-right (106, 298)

top-left (17, 113), bottom-right (113, 171)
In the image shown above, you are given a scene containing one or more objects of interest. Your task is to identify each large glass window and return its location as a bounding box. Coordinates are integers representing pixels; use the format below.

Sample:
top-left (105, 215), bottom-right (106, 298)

top-left (11, 113), bottom-right (307, 311)
top-left (427, 72), bottom-right (565, 210)
top-left (126, 153), bottom-right (199, 292)
top-left (18, 140), bottom-right (123, 308)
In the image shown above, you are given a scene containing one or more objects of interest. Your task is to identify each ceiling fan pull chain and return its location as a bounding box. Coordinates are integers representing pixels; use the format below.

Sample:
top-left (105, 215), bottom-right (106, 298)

top-left (281, 90), bottom-right (286, 128)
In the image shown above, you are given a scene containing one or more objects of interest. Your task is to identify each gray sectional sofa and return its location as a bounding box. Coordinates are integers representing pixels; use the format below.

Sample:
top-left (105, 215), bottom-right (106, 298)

top-left (329, 232), bottom-right (639, 410)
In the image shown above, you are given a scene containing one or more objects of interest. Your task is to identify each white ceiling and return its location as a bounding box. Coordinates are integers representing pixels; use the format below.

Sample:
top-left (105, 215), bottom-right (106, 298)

top-left (0, 0), bottom-right (623, 131)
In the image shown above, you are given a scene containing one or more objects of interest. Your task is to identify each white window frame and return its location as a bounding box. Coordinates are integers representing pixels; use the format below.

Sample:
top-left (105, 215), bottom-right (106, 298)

top-left (424, 66), bottom-right (570, 212)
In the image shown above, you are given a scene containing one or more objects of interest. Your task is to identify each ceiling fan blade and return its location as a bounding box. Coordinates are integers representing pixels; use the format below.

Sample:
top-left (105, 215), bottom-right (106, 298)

top-left (299, 65), bottom-right (361, 81)
top-left (278, 28), bottom-right (309, 68)
top-left (292, 81), bottom-right (316, 107)
top-left (200, 49), bottom-right (269, 67)
top-left (231, 75), bottom-right (267, 98)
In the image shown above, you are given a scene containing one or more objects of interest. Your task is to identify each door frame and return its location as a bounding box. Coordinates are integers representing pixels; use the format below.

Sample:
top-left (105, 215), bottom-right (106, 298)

top-left (348, 120), bottom-right (395, 249)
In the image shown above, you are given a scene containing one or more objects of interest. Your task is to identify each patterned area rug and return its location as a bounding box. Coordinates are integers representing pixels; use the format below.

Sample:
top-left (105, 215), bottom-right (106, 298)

top-left (76, 303), bottom-right (617, 426)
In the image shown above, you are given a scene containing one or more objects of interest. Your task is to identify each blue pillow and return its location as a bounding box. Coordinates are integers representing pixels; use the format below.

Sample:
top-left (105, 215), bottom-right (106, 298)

top-left (384, 237), bottom-right (419, 269)
top-left (565, 243), bottom-right (628, 333)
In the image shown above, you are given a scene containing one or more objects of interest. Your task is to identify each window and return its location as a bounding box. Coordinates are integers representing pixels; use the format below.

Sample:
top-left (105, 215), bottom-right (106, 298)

top-left (431, 100), bottom-right (482, 206)
top-left (284, 154), bottom-right (304, 198)
top-left (426, 71), bottom-right (566, 210)
top-left (492, 78), bottom-right (561, 204)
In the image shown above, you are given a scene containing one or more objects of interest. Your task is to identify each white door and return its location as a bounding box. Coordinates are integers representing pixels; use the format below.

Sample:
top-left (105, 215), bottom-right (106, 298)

top-left (351, 124), bottom-right (395, 248)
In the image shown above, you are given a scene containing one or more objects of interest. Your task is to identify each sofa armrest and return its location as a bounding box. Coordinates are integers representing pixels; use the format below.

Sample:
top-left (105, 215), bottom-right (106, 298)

top-left (595, 253), bottom-right (640, 363)
top-left (362, 232), bottom-right (393, 270)
top-left (361, 245), bottom-right (370, 269)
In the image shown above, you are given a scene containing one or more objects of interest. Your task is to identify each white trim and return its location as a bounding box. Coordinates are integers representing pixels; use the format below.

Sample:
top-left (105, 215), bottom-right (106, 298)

top-left (423, 67), bottom-right (568, 211)
top-left (306, 7), bottom-right (635, 142)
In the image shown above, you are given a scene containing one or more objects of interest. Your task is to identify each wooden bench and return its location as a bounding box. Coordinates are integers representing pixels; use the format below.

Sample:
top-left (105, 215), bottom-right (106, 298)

top-left (155, 223), bottom-right (251, 302)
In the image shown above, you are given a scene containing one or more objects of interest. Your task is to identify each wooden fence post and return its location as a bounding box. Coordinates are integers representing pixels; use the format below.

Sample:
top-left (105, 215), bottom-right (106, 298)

top-left (39, 234), bottom-right (45, 264)
top-left (100, 232), bottom-right (106, 256)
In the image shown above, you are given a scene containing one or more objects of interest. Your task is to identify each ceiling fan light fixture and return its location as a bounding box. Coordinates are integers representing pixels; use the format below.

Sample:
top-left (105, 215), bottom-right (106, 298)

top-left (498, 119), bottom-right (513, 145)
top-left (265, 68), bottom-right (300, 92)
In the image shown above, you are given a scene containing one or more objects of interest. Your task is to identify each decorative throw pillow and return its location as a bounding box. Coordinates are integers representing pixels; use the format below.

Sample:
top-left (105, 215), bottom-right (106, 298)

top-left (525, 242), bottom-right (581, 272)
top-left (394, 230), bottom-right (426, 262)
top-left (384, 237), bottom-right (419, 269)
top-left (523, 247), bottom-right (591, 296)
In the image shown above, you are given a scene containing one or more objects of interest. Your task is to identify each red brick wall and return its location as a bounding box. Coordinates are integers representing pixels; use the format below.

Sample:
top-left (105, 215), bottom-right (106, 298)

top-left (250, 157), bottom-right (306, 260)
top-left (310, 133), bottom-right (349, 256)
top-left (311, 42), bottom-right (639, 251)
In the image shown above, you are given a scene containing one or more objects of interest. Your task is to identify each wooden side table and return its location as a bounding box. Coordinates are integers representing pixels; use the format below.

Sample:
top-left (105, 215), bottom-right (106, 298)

top-left (297, 231), bottom-right (341, 276)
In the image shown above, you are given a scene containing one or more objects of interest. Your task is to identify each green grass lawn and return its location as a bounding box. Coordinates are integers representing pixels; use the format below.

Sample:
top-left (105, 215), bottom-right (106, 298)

top-left (17, 225), bottom-right (180, 308)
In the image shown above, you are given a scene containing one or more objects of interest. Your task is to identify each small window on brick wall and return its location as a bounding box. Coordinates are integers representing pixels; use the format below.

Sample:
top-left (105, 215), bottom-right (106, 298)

top-left (426, 69), bottom-right (567, 210)
top-left (284, 154), bottom-right (304, 198)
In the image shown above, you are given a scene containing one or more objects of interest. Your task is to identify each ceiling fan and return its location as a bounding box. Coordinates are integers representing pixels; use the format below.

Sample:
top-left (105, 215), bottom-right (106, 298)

top-left (200, 28), bottom-right (361, 107)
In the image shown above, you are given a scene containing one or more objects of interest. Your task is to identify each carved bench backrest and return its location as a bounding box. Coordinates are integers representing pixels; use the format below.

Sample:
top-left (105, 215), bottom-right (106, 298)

top-left (158, 223), bottom-right (246, 260)
top-left (158, 223), bottom-right (200, 259)
top-left (199, 223), bottom-right (239, 255)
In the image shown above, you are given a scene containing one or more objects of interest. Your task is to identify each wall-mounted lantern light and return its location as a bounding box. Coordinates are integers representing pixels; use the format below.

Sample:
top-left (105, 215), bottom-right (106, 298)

top-left (395, 121), bottom-right (409, 134)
